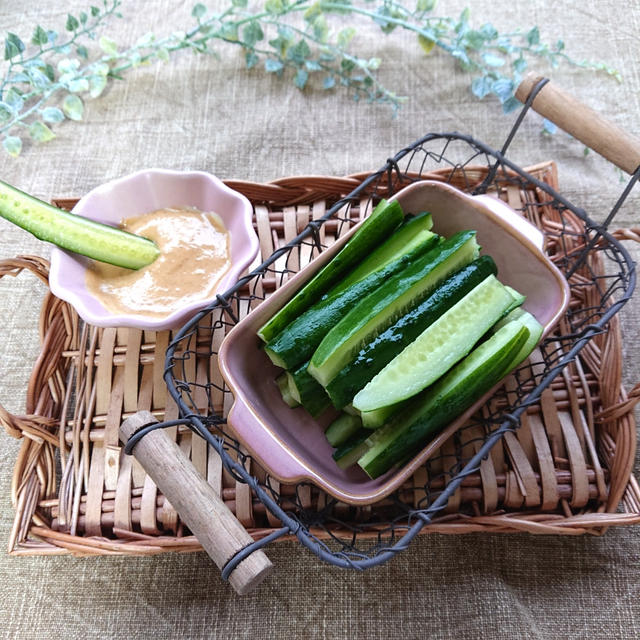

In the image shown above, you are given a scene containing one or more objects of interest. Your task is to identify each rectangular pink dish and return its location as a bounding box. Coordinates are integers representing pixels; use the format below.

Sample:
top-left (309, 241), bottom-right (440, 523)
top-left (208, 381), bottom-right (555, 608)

top-left (218, 180), bottom-right (571, 505)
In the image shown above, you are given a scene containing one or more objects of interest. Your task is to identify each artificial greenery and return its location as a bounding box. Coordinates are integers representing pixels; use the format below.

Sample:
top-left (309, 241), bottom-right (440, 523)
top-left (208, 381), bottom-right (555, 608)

top-left (0, 0), bottom-right (620, 157)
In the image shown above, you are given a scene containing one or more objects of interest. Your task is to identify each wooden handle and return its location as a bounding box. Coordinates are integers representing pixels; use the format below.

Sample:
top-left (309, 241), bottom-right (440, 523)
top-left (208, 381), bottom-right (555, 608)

top-left (515, 72), bottom-right (640, 175)
top-left (120, 411), bottom-right (274, 595)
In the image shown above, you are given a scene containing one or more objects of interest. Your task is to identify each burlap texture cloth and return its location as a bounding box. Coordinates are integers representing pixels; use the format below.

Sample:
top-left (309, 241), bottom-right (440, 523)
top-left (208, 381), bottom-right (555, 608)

top-left (1, 1), bottom-right (639, 638)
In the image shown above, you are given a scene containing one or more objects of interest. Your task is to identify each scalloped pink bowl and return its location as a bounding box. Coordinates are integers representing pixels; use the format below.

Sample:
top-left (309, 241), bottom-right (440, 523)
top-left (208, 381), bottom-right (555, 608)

top-left (219, 180), bottom-right (571, 506)
top-left (49, 169), bottom-right (258, 331)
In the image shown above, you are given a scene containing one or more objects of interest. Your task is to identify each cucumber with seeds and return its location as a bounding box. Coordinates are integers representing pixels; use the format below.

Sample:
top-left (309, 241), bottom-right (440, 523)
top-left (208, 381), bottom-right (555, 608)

top-left (257, 198), bottom-right (405, 343)
top-left (352, 275), bottom-right (517, 413)
top-left (308, 231), bottom-right (480, 388)
top-left (0, 179), bottom-right (159, 270)
top-left (324, 255), bottom-right (498, 410)
top-left (264, 231), bottom-right (440, 370)
top-left (358, 321), bottom-right (530, 478)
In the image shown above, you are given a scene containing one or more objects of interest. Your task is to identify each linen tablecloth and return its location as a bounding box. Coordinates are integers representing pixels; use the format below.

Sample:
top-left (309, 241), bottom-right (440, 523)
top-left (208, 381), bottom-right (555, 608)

top-left (1, 1), bottom-right (639, 637)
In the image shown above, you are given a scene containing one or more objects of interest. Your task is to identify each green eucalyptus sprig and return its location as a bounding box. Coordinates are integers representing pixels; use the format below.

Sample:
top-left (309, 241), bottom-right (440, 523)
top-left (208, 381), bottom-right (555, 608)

top-left (0, 0), bottom-right (621, 157)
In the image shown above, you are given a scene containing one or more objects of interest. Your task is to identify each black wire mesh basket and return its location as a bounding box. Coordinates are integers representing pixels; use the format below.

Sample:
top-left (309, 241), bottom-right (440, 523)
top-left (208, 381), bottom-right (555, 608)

top-left (147, 77), bottom-right (638, 573)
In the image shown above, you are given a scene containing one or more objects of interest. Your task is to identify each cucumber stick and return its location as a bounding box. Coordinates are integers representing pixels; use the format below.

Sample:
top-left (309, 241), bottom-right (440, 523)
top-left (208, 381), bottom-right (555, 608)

top-left (330, 211), bottom-right (434, 296)
top-left (324, 255), bottom-right (498, 410)
top-left (276, 372), bottom-right (300, 408)
top-left (308, 231), bottom-right (480, 387)
top-left (286, 362), bottom-right (331, 417)
top-left (358, 321), bottom-right (530, 478)
top-left (325, 412), bottom-right (363, 447)
top-left (0, 179), bottom-right (159, 270)
top-left (264, 232), bottom-right (440, 370)
top-left (332, 429), bottom-right (371, 469)
top-left (352, 275), bottom-right (516, 413)
top-left (257, 198), bottom-right (404, 343)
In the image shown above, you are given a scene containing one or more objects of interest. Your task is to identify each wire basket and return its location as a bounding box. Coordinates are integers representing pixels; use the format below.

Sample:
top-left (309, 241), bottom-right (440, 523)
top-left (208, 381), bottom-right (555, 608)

top-left (156, 78), bottom-right (639, 570)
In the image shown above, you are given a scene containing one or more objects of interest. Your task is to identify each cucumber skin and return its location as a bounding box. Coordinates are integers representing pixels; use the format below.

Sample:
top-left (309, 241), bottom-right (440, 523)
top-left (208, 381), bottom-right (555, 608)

top-left (330, 211), bottom-right (434, 296)
top-left (325, 255), bottom-right (497, 409)
top-left (257, 199), bottom-right (404, 343)
top-left (288, 362), bottom-right (331, 417)
top-left (359, 325), bottom-right (529, 479)
top-left (352, 275), bottom-right (516, 412)
top-left (325, 413), bottom-right (363, 447)
top-left (0, 179), bottom-right (159, 270)
top-left (308, 230), bottom-right (479, 386)
top-left (264, 234), bottom-right (441, 370)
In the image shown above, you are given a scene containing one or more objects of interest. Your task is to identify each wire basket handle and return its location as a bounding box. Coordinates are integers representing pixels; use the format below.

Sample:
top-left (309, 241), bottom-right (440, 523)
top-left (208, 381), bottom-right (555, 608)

top-left (120, 411), bottom-right (274, 595)
top-left (516, 72), bottom-right (640, 175)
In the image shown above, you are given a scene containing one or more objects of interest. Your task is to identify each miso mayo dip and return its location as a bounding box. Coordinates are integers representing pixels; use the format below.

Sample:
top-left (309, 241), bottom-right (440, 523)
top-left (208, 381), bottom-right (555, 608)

top-left (86, 207), bottom-right (231, 318)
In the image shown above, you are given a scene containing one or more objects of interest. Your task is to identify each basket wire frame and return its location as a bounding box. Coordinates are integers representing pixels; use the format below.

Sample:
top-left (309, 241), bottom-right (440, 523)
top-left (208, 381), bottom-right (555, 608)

top-left (151, 82), bottom-right (638, 572)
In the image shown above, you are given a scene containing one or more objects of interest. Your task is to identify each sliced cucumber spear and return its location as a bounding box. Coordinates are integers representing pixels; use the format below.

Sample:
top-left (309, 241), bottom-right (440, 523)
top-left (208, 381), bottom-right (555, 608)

top-left (0, 179), bottom-right (160, 270)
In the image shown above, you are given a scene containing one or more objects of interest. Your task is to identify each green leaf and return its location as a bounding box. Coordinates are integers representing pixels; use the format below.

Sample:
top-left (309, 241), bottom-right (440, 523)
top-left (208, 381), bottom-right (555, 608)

top-left (66, 14), bottom-right (80, 31)
top-left (80, 11), bottom-right (88, 25)
top-left (76, 45), bottom-right (89, 59)
top-left (0, 102), bottom-right (13, 122)
top-left (265, 0), bottom-right (285, 13)
top-left (491, 77), bottom-right (514, 101)
top-left (4, 88), bottom-right (24, 113)
top-left (29, 121), bottom-right (56, 143)
top-left (417, 0), bottom-right (437, 11)
top-left (305, 59), bottom-right (322, 71)
top-left (287, 39), bottom-right (311, 64)
top-left (311, 15), bottom-right (329, 42)
top-left (482, 53), bottom-right (505, 67)
top-left (28, 67), bottom-right (51, 89)
top-left (99, 35), bottom-right (118, 56)
top-left (156, 47), bottom-right (170, 62)
top-left (513, 57), bottom-right (527, 73)
top-left (232, 0), bottom-right (248, 6)
top-left (418, 34), bottom-right (436, 54)
top-left (4, 33), bottom-right (25, 60)
top-left (62, 94), bottom-right (84, 120)
top-left (31, 25), bottom-right (49, 47)
top-left (471, 75), bottom-right (492, 99)
top-left (58, 58), bottom-right (81, 74)
top-left (527, 26), bottom-right (540, 46)
top-left (294, 69), bottom-right (308, 89)
top-left (243, 21), bottom-right (264, 47)
top-left (265, 58), bottom-right (284, 73)
top-left (464, 30), bottom-right (486, 50)
top-left (42, 106), bottom-right (65, 123)
top-left (91, 6), bottom-right (101, 17)
top-left (245, 51), bottom-right (259, 69)
top-left (67, 78), bottom-right (90, 93)
top-left (192, 3), bottom-right (207, 18)
top-left (337, 27), bottom-right (356, 48)
top-left (323, 75), bottom-right (336, 89)
top-left (480, 23), bottom-right (498, 40)
top-left (3, 136), bottom-right (22, 157)
top-left (219, 23), bottom-right (239, 41)
top-left (89, 75), bottom-right (107, 98)
top-left (501, 96), bottom-right (521, 113)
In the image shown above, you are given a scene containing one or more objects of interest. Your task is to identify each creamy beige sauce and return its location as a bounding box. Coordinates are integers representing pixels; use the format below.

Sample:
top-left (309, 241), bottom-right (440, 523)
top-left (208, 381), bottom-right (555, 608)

top-left (86, 206), bottom-right (231, 318)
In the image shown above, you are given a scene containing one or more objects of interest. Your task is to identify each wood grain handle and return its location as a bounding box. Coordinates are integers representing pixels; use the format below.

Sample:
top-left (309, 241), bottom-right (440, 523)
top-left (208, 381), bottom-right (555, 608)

top-left (515, 72), bottom-right (640, 175)
top-left (120, 411), bottom-right (274, 595)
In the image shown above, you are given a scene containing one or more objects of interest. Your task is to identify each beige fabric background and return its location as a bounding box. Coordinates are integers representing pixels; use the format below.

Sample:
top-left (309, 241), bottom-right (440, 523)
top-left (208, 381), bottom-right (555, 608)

top-left (0, 1), bottom-right (639, 638)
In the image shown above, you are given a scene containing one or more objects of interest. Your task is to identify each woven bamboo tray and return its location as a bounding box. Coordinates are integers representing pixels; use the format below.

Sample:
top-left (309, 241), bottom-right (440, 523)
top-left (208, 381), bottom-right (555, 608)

top-left (1, 161), bottom-right (640, 557)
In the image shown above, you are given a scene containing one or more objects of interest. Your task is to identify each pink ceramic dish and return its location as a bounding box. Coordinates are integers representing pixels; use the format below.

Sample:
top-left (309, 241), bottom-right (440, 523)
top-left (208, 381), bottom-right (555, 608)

top-left (49, 169), bottom-right (258, 331)
top-left (219, 180), bottom-right (571, 505)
